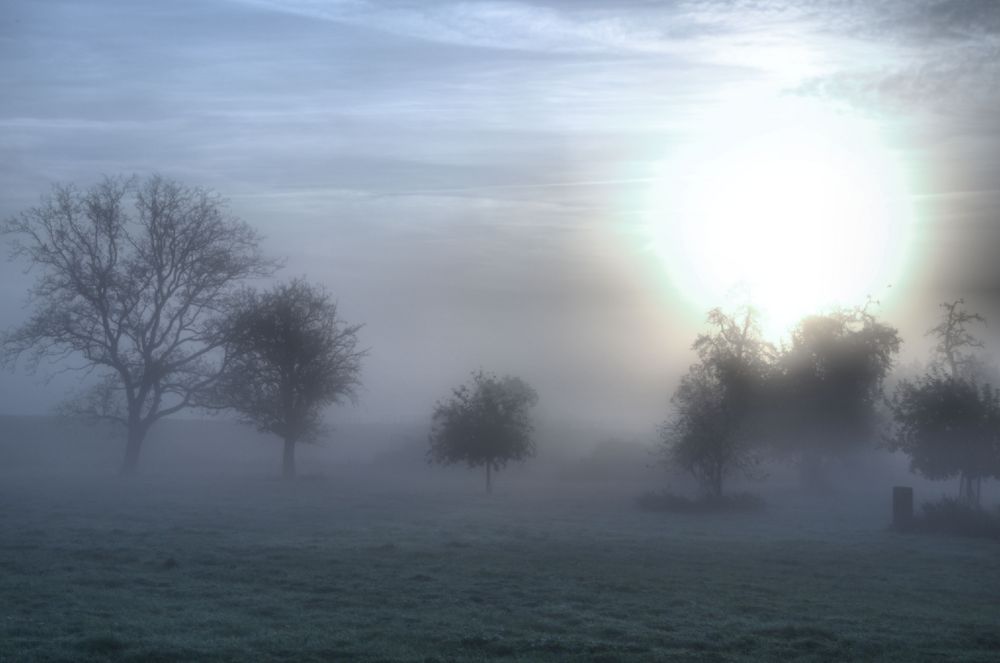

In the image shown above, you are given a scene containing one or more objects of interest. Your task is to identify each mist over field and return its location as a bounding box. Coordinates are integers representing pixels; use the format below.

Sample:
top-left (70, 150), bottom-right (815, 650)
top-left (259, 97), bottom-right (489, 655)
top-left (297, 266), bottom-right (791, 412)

top-left (3, 412), bottom-right (1000, 661)
top-left (4, 0), bottom-right (1000, 661)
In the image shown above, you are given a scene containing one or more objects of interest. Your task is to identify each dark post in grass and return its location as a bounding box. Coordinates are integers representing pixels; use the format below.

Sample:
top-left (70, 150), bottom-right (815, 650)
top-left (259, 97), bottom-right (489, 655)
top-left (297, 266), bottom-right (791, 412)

top-left (893, 486), bottom-right (913, 529)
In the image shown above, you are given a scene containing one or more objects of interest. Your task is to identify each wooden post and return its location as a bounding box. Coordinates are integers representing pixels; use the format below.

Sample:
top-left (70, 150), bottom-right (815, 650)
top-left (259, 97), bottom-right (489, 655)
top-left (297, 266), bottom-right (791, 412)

top-left (892, 486), bottom-right (913, 529)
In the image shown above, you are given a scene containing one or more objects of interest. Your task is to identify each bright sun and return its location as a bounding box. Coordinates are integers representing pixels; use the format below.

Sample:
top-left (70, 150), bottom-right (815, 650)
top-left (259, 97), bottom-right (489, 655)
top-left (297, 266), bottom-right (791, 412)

top-left (646, 104), bottom-right (916, 341)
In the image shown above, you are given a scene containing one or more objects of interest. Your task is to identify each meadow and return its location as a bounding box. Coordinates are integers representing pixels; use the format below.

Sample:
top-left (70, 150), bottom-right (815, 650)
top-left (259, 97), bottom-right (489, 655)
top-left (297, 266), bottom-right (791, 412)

top-left (2, 459), bottom-right (999, 662)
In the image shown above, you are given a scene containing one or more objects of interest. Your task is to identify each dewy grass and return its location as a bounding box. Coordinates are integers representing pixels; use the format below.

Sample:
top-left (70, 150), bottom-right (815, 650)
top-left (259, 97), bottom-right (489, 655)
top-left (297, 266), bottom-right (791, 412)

top-left (636, 490), bottom-right (766, 514)
top-left (1, 473), bottom-right (998, 662)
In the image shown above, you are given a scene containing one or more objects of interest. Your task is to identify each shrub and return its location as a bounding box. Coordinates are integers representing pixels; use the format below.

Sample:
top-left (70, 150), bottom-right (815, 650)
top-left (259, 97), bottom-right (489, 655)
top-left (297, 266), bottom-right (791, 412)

top-left (911, 497), bottom-right (1000, 540)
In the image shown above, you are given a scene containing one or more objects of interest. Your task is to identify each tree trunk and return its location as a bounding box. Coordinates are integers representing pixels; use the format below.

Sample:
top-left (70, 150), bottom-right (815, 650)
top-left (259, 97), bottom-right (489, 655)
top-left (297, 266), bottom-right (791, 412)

top-left (120, 423), bottom-right (146, 475)
top-left (283, 437), bottom-right (297, 480)
top-left (485, 462), bottom-right (492, 494)
top-left (892, 486), bottom-right (914, 528)
top-left (958, 473), bottom-right (981, 508)
top-left (799, 449), bottom-right (831, 494)
top-left (711, 470), bottom-right (723, 499)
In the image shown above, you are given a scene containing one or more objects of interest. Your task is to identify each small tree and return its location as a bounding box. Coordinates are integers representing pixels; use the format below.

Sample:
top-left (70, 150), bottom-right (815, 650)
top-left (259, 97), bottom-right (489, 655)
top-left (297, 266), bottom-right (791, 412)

top-left (889, 300), bottom-right (998, 506)
top-left (216, 280), bottom-right (365, 479)
top-left (889, 374), bottom-right (1000, 506)
top-left (428, 370), bottom-right (538, 493)
top-left (2, 175), bottom-right (275, 473)
top-left (661, 306), bottom-right (772, 497)
top-left (664, 363), bottom-right (757, 497)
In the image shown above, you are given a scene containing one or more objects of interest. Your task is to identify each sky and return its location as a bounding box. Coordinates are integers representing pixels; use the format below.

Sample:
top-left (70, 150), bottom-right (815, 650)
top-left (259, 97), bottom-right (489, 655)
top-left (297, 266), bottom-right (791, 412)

top-left (1, 0), bottom-right (999, 428)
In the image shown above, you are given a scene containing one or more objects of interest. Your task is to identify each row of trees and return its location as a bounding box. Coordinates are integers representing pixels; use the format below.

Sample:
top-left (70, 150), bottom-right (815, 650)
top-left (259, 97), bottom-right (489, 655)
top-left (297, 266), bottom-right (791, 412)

top-left (3, 175), bottom-right (996, 499)
top-left (2, 176), bottom-right (366, 478)
top-left (662, 300), bottom-right (1000, 506)
top-left (2, 174), bottom-right (541, 484)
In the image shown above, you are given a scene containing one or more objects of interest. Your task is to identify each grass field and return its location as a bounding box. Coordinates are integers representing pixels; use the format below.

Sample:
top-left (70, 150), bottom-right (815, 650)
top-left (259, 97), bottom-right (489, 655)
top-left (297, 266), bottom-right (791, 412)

top-left (2, 469), bottom-right (999, 662)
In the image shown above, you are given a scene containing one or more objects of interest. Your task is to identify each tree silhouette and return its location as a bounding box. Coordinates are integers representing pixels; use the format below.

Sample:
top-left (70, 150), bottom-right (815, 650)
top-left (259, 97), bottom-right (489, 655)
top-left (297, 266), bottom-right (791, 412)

top-left (928, 299), bottom-right (986, 379)
top-left (770, 305), bottom-right (900, 487)
top-left (2, 175), bottom-right (275, 473)
top-left (890, 301), bottom-right (998, 506)
top-left (889, 375), bottom-right (999, 506)
top-left (428, 370), bottom-right (538, 493)
top-left (215, 280), bottom-right (365, 479)
top-left (661, 306), bottom-right (772, 497)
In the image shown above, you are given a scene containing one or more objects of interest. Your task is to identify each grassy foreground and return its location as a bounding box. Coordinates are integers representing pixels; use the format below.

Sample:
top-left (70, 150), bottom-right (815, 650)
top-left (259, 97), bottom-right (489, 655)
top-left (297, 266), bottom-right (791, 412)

top-left (1, 472), bottom-right (998, 662)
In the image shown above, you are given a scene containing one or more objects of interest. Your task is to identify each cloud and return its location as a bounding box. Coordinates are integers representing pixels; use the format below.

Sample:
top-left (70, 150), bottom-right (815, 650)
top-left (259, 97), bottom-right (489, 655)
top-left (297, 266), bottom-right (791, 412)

top-left (790, 0), bottom-right (1000, 116)
top-left (796, 46), bottom-right (1000, 117)
top-left (888, 0), bottom-right (1000, 40)
top-left (227, 0), bottom-right (885, 83)
top-left (229, 0), bottom-right (722, 54)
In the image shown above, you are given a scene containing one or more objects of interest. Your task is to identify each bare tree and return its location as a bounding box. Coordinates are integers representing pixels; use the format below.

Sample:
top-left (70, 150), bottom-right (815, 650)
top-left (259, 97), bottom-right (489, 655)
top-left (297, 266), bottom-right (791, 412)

top-left (2, 175), bottom-right (276, 473)
top-left (215, 280), bottom-right (366, 479)
top-left (928, 299), bottom-right (986, 380)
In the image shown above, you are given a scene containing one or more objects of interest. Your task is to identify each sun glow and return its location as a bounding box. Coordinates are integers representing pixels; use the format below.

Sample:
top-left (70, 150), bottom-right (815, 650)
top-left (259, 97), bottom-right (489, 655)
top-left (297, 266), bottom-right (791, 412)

top-left (646, 104), bottom-right (915, 340)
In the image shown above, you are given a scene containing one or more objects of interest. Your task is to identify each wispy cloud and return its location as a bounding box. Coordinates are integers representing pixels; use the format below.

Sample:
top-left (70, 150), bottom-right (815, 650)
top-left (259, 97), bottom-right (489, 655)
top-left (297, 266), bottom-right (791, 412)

top-left (230, 0), bottom-right (714, 54)
top-left (791, 0), bottom-right (1000, 115)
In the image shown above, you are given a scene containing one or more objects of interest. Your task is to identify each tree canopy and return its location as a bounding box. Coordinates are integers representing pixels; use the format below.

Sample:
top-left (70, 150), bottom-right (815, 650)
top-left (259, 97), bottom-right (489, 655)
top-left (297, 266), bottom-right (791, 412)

top-left (661, 306), bottom-right (772, 497)
top-left (768, 306), bottom-right (901, 480)
top-left (889, 375), bottom-right (1000, 493)
top-left (890, 301), bottom-right (999, 506)
top-left (216, 279), bottom-right (365, 479)
top-left (428, 370), bottom-right (538, 493)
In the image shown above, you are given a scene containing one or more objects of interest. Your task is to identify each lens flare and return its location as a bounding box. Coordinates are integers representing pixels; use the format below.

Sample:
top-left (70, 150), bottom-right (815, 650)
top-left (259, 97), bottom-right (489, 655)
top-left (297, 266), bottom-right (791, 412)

top-left (645, 104), bottom-right (916, 340)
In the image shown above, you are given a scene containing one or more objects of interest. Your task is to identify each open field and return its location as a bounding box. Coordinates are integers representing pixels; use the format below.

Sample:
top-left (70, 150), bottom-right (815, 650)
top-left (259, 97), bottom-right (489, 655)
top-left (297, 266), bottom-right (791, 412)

top-left (2, 467), bottom-right (999, 662)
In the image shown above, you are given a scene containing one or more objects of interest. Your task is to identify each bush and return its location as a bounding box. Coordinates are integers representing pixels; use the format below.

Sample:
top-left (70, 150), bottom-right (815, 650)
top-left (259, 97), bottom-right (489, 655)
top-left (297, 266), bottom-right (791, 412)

top-left (911, 497), bottom-right (1000, 540)
top-left (637, 491), bottom-right (764, 514)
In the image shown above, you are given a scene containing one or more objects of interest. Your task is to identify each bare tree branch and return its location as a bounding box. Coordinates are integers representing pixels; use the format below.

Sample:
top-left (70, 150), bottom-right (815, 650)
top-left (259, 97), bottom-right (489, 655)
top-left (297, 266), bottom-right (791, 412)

top-left (2, 174), bottom-right (280, 472)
